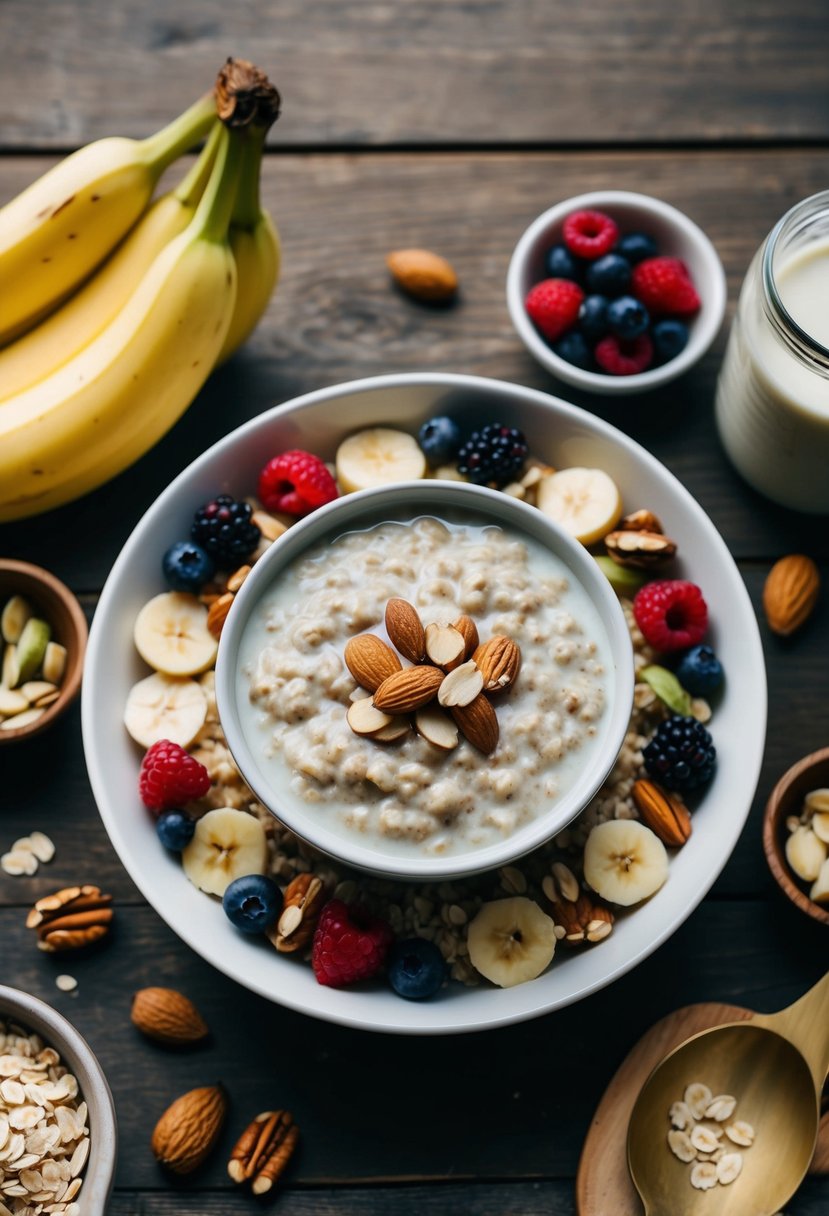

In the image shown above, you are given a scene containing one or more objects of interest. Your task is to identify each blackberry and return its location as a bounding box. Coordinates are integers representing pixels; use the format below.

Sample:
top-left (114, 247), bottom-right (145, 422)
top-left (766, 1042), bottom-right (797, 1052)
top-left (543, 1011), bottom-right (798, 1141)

top-left (456, 423), bottom-right (528, 487)
top-left (643, 714), bottom-right (716, 792)
top-left (191, 494), bottom-right (260, 567)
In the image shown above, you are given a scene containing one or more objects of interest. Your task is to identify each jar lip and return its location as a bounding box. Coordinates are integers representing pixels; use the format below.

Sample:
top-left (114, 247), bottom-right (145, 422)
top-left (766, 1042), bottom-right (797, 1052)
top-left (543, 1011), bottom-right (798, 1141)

top-left (763, 190), bottom-right (829, 363)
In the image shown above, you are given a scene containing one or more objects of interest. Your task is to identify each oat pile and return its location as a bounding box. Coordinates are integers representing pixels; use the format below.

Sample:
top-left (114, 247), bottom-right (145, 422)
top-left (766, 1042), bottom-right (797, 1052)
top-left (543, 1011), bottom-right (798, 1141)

top-left (188, 595), bottom-right (672, 986)
top-left (0, 1019), bottom-right (88, 1216)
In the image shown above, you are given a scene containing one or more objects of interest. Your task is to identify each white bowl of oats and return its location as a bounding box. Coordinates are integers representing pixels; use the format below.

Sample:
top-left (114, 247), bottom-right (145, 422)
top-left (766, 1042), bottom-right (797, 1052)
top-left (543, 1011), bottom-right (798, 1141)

top-left (215, 480), bottom-right (634, 880)
top-left (0, 985), bottom-right (116, 1215)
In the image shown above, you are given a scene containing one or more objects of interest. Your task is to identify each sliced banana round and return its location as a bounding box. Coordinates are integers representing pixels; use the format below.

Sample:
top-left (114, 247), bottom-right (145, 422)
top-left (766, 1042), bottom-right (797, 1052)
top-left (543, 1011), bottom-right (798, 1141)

top-left (124, 672), bottom-right (207, 749)
top-left (583, 820), bottom-right (669, 907)
top-left (467, 896), bottom-right (556, 988)
top-left (134, 591), bottom-right (218, 677)
top-left (536, 467), bottom-right (623, 545)
top-left (182, 807), bottom-right (268, 898)
top-left (335, 427), bottom-right (426, 494)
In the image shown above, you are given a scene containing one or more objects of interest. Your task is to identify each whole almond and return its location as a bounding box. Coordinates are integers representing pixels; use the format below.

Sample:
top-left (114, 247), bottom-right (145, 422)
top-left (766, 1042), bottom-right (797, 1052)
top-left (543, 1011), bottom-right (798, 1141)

top-left (472, 636), bottom-right (522, 692)
top-left (632, 778), bottom-right (692, 847)
top-left (762, 554), bottom-right (819, 636)
top-left (373, 666), bottom-right (443, 713)
top-left (385, 598), bottom-right (426, 663)
top-left (385, 248), bottom-right (458, 303)
top-left (344, 634), bottom-right (402, 691)
top-left (452, 693), bottom-right (499, 754)
top-left (151, 1084), bottom-right (227, 1174)
top-left (453, 615), bottom-right (479, 659)
top-left (131, 987), bottom-right (209, 1046)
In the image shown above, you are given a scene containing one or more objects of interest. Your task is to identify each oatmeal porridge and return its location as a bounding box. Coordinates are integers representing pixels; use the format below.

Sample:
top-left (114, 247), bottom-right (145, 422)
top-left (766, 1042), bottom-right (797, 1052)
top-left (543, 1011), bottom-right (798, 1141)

top-left (237, 513), bottom-right (615, 858)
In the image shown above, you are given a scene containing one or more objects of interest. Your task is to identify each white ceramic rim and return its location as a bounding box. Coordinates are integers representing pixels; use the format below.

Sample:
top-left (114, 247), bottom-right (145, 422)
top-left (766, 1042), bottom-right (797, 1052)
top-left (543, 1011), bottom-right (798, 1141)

top-left (83, 372), bottom-right (767, 1034)
top-left (215, 479), bottom-right (634, 881)
top-left (506, 189), bottom-right (728, 394)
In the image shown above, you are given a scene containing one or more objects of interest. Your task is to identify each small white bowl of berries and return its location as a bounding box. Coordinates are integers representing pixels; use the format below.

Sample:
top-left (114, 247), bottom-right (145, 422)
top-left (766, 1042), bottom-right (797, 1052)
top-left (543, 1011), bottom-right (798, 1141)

top-left (506, 190), bottom-right (727, 395)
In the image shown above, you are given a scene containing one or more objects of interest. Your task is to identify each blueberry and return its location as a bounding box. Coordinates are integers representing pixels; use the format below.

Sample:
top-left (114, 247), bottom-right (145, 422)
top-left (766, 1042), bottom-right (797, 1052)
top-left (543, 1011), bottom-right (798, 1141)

top-left (387, 937), bottom-right (447, 1000)
top-left (162, 541), bottom-right (215, 593)
top-left (675, 645), bottom-right (724, 697)
top-left (617, 232), bottom-right (658, 264)
top-left (652, 319), bottom-right (690, 363)
top-left (553, 331), bottom-right (593, 369)
top-left (606, 295), bottom-right (650, 340)
top-left (578, 294), bottom-right (610, 343)
top-left (585, 253), bottom-right (631, 297)
top-left (544, 243), bottom-right (582, 282)
top-left (418, 416), bottom-right (462, 468)
top-left (222, 874), bottom-right (283, 935)
top-left (156, 810), bottom-right (195, 852)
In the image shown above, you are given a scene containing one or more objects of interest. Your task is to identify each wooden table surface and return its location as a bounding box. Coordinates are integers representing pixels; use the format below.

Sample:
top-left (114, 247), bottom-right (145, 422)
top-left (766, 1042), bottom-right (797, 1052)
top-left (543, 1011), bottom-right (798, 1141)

top-left (1, 3), bottom-right (828, 1213)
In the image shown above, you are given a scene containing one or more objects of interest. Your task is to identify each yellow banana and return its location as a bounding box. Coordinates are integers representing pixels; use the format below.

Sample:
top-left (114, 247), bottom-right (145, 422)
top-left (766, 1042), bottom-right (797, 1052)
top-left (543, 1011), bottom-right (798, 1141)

top-left (0, 125), bottom-right (242, 522)
top-left (0, 125), bottom-right (221, 402)
top-left (0, 94), bottom-right (215, 344)
top-left (218, 126), bottom-right (280, 362)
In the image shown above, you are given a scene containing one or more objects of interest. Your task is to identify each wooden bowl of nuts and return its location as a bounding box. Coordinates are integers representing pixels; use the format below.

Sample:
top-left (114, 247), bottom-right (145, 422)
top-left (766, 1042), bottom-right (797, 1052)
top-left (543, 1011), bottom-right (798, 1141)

top-left (763, 747), bottom-right (829, 926)
top-left (0, 559), bottom-right (88, 745)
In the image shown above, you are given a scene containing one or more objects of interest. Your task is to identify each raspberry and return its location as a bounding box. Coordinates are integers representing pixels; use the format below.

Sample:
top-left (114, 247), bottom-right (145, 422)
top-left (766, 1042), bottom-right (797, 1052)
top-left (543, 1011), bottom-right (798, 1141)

top-left (562, 210), bottom-right (619, 259)
top-left (594, 333), bottom-right (654, 376)
top-left (644, 715), bottom-right (716, 791)
top-left (525, 278), bottom-right (584, 342)
top-left (257, 450), bottom-right (339, 517)
top-left (633, 580), bottom-right (709, 652)
top-left (191, 495), bottom-right (260, 567)
top-left (139, 740), bottom-right (210, 813)
top-left (312, 899), bottom-right (393, 987)
top-left (631, 257), bottom-right (701, 316)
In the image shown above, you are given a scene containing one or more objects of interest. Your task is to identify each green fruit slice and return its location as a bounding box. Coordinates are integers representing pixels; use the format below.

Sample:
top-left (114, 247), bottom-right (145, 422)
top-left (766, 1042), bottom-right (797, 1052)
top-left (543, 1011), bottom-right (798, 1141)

top-left (594, 555), bottom-right (647, 598)
top-left (14, 618), bottom-right (51, 686)
top-left (640, 665), bottom-right (692, 716)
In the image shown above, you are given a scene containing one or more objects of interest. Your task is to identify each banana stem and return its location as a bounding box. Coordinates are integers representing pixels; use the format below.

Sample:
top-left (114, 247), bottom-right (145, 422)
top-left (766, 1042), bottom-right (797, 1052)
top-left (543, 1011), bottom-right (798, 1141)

top-left (230, 127), bottom-right (266, 230)
top-left (139, 93), bottom-right (217, 176)
top-left (174, 122), bottom-right (223, 207)
top-left (192, 125), bottom-right (244, 244)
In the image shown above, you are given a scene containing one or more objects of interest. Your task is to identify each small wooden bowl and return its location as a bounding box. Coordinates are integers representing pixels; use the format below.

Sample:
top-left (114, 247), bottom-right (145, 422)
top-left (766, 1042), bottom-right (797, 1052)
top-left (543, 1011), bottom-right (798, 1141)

top-left (763, 747), bottom-right (829, 926)
top-left (0, 559), bottom-right (88, 745)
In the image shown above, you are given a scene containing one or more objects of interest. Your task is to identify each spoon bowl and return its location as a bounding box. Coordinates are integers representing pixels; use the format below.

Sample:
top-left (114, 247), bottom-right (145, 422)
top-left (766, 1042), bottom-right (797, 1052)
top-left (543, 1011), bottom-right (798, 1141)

top-left (628, 972), bottom-right (829, 1216)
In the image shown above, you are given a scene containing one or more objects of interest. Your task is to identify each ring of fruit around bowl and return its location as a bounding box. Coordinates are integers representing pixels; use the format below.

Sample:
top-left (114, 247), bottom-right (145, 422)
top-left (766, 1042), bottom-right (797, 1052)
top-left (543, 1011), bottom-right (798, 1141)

top-left (524, 208), bottom-right (701, 377)
top-left (122, 416), bottom-right (721, 997)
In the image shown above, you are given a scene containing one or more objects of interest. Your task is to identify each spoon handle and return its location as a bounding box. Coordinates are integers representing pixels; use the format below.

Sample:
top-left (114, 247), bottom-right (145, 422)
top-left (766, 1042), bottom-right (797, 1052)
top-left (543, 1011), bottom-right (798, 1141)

top-left (754, 971), bottom-right (829, 1090)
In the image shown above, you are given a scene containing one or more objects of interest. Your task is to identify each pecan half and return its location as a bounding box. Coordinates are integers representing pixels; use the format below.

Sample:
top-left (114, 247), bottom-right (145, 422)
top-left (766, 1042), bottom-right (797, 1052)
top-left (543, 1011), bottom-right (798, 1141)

top-left (632, 778), bottom-right (692, 847)
top-left (605, 530), bottom-right (677, 568)
top-left (542, 883), bottom-right (614, 946)
top-left (228, 1110), bottom-right (299, 1194)
top-left (26, 885), bottom-right (114, 952)
top-left (267, 874), bottom-right (326, 954)
top-left (618, 508), bottom-right (665, 534)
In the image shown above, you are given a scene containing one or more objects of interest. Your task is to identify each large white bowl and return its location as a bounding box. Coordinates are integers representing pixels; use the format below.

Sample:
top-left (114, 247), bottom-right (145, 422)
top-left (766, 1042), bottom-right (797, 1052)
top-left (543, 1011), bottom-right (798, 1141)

top-left (215, 479), bottom-right (634, 881)
top-left (83, 373), bottom-right (767, 1034)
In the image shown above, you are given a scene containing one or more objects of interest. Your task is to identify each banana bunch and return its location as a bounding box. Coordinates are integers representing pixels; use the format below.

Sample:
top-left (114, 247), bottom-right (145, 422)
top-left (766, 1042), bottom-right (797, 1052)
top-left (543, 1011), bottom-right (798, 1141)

top-left (0, 60), bottom-right (280, 522)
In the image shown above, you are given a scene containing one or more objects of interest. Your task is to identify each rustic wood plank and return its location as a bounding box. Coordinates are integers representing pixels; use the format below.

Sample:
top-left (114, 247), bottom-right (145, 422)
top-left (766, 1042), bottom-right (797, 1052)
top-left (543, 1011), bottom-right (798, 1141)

top-left (1, 148), bottom-right (829, 588)
top-left (0, 901), bottom-right (822, 1189)
top-left (1, 1), bottom-right (828, 147)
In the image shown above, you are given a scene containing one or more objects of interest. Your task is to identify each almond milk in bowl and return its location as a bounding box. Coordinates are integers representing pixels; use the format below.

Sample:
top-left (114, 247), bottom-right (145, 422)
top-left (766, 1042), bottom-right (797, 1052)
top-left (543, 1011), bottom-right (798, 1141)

top-left (215, 480), bottom-right (633, 881)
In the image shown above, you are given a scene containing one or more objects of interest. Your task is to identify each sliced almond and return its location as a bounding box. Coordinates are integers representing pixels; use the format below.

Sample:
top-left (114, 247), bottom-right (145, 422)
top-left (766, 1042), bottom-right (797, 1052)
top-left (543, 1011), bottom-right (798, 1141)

top-left (344, 634), bottom-right (402, 691)
top-left (812, 811), bottom-right (829, 843)
top-left (385, 598), bottom-right (426, 663)
top-left (346, 699), bottom-right (394, 737)
top-left (415, 705), bottom-right (459, 750)
top-left (472, 636), bottom-right (521, 692)
top-left (452, 693), bottom-right (499, 754)
top-left (452, 615), bottom-right (479, 660)
top-left (20, 681), bottom-right (57, 703)
top-left (28, 832), bottom-right (55, 864)
top-left (0, 707), bottom-right (44, 731)
top-left (34, 690), bottom-right (60, 708)
top-left (425, 623), bottom-right (465, 670)
top-left (373, 665), bottom-right (443, 713)
top-left (373, 716), bottom-right (411, 743)
top-left (437, 660), bottom-right (484, 708)
top-left (785, 825), bottom-right (827, 882)
top-left (0, 688), bottom-right (29, 715)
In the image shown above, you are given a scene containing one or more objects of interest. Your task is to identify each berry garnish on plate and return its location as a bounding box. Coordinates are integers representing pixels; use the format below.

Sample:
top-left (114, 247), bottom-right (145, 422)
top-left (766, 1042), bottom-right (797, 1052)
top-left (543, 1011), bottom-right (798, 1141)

top-left (643, 714), bottom-right (716, 791)
top-left (139, 739), bottom-right (211, 813)
top-left (544, 243), bottom-right (583, 282)
top-left (192, 495), bottom-right (261, 567)
top-left (257, 450), bottom-right (339, 518)
top-left (633, 580), bottom-right (708, 651)
top-left (594, 333), bottom-right (654, 376)
top-left (525, 278), bottom-right (584, 342)
top-left (312, 899), bottom-right (393, 987)
top-left (162, 541), bottom-right (215, 593)
top-left (387, 937), bottom-right (447, 1000)
top-left (456, 423), bottom-right (529, 487)
top-left (156, 809), bottom-right (196, 851)
top-left (222, 874), bottom-right (283, 934)
top-left (585, 253), bottom-right (632, 297)
top-left (418, 416), bottom-right (463, 468)
top-left (606, 296), bottom-right (650, 340)
top-left (617, 232), bottom-right (658, 264)
top-left (652, 318), bottom-right (690, 363)
top-left (562, 209), bottom-right (619, 259)
top-left (675, 644), bottom-right (724, 696)
top-left (631, 257), bottom-right (701, 316)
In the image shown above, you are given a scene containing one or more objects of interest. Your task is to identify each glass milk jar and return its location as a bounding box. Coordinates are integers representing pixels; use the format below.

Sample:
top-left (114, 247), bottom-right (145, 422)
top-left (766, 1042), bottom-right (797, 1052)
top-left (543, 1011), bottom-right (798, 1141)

top-left (715, 191), bottom-right (829, 513)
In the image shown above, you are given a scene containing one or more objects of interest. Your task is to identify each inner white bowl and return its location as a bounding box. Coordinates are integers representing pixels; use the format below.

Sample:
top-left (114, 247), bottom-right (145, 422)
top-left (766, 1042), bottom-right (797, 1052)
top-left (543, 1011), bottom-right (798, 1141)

top-left (215, 480), bottom-right (634, 881)
top-left (506, 189), bottom-right (727, 395)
